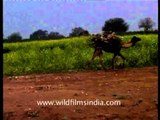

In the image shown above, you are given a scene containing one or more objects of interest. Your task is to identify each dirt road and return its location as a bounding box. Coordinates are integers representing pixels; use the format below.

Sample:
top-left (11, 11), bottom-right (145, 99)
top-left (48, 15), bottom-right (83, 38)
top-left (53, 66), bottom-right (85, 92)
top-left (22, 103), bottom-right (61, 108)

top-left (3, 67), bottom-right (158, 120)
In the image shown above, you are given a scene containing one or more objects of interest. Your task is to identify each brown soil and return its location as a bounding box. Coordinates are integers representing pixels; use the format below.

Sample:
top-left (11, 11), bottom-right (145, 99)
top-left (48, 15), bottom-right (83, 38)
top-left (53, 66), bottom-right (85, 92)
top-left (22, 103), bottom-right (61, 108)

top-left (3, 67), bottom-right (158, 120)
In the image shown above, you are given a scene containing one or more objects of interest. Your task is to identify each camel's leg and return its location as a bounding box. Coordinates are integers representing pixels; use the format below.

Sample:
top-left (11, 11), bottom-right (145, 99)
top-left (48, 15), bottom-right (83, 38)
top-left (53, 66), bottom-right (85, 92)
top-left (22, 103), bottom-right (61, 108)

top-left (98, 51), bottom-right (106, 70)
top-left (87, 49), bottom-right (102, 66)
top-left (118, 53), bottom-right (126, 68)
top-left (112, 54), bottom-right (117, 69)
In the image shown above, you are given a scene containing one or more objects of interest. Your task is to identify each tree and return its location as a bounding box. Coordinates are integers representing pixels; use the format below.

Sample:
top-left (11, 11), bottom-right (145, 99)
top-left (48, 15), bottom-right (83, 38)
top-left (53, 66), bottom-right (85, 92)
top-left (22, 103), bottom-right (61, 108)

top-left (79, 30), bottom-right (89, 36)
top-left (48, 32), bottom-right (65, 39)
top-left (102, 18), bottom-right (129, 32)
top-left (138, 17), bottom-right (155, 31)
top-left (7, 32), bottom-right (22, 41)
top-left (69, 27), bottom-right (90, 37)
top-left (30, 29), bottom-right (48, 40)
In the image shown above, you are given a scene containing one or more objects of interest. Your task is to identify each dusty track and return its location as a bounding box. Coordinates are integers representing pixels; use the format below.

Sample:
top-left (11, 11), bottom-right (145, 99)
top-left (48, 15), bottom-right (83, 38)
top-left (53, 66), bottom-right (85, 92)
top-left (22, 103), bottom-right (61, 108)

top-left (4, 67), bottom-right (158, 120)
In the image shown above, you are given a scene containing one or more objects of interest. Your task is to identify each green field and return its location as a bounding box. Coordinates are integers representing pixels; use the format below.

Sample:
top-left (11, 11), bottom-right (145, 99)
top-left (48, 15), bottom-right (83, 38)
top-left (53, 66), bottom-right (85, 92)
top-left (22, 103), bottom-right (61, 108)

top-left (3, 34), bottom-right (158, 76)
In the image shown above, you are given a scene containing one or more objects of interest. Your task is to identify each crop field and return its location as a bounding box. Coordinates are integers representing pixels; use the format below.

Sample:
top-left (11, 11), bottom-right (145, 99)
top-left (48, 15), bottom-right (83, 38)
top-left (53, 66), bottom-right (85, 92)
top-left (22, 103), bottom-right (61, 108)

top-left (3, 34), bottom-right (158, 120)
top-left (3, 34), bottom-right (158, 76)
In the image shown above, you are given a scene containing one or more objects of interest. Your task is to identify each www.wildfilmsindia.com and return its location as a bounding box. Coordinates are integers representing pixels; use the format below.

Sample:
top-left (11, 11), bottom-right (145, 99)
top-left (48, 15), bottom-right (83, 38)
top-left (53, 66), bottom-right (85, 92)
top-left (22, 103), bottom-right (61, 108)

top-left (37, 99), bottom-right (121, 106)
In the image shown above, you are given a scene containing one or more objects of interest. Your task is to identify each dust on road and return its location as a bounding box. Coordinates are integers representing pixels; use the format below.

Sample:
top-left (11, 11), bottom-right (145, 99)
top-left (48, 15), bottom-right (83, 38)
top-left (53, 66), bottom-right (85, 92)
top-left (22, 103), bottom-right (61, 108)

top-left (3, 67), bottom-right (158, 120)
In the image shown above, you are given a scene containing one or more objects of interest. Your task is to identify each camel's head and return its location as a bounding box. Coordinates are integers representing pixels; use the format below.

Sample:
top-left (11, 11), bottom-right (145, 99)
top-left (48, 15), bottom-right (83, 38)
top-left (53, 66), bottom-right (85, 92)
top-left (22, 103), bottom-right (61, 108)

top-left (131, 36), bottom-right (141, 43)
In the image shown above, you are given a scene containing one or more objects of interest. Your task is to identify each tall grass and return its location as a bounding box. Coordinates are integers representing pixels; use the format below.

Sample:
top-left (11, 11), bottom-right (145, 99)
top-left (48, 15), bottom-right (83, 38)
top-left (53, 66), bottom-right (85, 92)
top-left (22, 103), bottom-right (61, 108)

top-left (3, 34), bottom-right (158, 76)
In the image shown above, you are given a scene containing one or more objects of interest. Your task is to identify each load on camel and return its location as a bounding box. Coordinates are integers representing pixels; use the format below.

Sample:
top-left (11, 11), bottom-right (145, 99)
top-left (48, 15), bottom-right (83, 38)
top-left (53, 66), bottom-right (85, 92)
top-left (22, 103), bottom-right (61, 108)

top-left (87, 31), bottom-right (141, 69)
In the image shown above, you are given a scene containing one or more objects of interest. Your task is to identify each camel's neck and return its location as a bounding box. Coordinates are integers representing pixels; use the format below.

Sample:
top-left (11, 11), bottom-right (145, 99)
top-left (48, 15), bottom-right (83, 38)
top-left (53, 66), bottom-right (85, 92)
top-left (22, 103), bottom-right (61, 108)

top-left (121, 41), bottom-right (136, 48)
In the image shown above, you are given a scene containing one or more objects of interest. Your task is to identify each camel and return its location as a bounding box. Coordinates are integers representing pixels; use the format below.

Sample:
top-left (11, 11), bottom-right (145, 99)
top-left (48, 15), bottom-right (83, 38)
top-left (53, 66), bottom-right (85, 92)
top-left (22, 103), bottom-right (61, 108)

top-left (87, 34), bottom-right (141, 69)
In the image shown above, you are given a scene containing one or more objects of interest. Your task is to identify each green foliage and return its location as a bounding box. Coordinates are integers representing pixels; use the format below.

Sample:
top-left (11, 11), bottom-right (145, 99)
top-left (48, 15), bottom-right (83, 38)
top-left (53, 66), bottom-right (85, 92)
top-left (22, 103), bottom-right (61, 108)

top-left (48, 32), bottom-right (65, 39)
top-left (69, 27), bottom-right (90, 37)
top-left (30, 29), bottom-right (48, 40)
top-left (102, 18), bottom-right (129, 32)
top-left (138, 17), bottom-right (155, 31)
top-left (7, 32), bottom-right (22, 42)
top-left (3, 34), bottom-right (158, 76)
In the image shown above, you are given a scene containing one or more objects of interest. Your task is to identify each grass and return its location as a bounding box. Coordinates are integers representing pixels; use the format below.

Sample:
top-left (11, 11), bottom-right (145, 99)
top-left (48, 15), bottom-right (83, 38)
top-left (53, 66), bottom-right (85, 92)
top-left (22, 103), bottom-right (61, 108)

top-left (3, 34), bottom-right (158, 76)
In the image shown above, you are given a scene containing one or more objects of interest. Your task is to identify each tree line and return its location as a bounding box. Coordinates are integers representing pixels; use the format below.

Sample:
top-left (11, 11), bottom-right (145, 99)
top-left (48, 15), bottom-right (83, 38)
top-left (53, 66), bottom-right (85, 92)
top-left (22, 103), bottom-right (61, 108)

top-left (4, 17), bottom-right (157, 42)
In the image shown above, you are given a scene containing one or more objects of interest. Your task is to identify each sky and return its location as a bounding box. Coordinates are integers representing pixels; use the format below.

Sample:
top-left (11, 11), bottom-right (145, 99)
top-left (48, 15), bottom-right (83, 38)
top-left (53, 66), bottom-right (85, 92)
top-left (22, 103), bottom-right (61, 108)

top-left (3, 0), bottom-right (158, 38)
